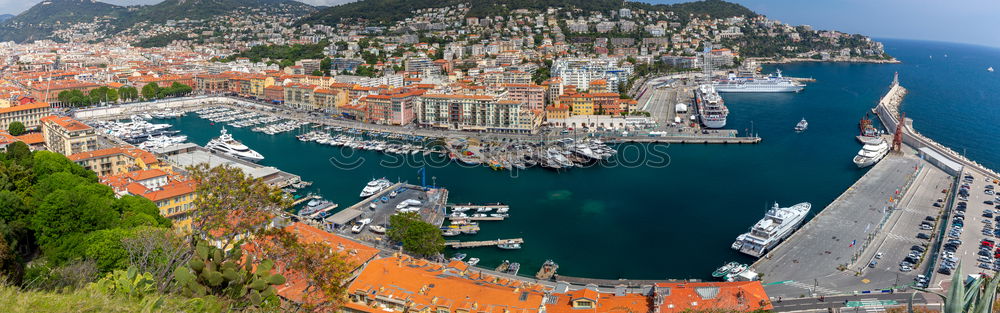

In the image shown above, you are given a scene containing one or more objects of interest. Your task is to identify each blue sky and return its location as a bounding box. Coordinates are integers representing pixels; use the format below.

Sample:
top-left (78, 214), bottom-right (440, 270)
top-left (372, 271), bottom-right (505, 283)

top-left (1, 0), bottom-right (997, 47)
top-left (649, 0), bottom-right (1000, 48)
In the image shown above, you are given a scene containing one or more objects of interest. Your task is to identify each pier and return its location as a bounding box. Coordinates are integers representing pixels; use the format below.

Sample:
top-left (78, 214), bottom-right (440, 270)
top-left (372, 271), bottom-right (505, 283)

top-left (444, 238), bottom-right (523, 249)
top-left (289, 194), bottom-right (321, 207)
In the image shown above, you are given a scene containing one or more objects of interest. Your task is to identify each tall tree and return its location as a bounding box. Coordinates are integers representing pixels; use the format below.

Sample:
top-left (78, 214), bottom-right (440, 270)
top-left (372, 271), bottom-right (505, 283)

top-left (141, 83), bottom-right (160, 100)
top-left (387, 212), bottom-right (444, 257)
top-left (187, 164), bottom-right (290, 250)
top-left (7, 121), bottom-right (25, 136)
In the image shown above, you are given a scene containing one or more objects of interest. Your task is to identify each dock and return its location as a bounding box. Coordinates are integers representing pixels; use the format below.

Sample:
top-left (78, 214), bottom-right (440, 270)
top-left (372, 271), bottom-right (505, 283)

top-left (290, 194), bottom-right (320, 207)
top-left (449, 203), bottom-right (509, 210)
top-left (445, 238), bottom-right (523, 249)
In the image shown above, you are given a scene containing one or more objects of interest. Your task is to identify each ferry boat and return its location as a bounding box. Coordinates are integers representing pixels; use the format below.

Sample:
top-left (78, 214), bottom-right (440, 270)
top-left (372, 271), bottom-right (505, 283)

top-left (695, 84), bottom-right (728, 128)
top-left (359, 178), bottom-right (392, 198)
top-left (853, 138), bottom-right (890, 168)
top-left (794, 118), bottom-right (808, 132)
top-left (733, 202), bottom-right (812, 258)
top-left (713, 70), bottom-right (805, 93)
top-left (206, 128), bottom-right (264, 162)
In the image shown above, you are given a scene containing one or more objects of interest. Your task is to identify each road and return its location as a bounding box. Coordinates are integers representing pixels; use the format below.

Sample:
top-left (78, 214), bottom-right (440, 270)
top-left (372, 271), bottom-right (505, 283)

top-left (771, 293), bottom-right (933, 312)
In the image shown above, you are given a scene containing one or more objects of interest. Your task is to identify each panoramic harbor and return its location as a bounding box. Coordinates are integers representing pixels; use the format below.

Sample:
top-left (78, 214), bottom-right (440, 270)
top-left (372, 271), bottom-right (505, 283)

top-left (2, 0), bottom-right (999, 310)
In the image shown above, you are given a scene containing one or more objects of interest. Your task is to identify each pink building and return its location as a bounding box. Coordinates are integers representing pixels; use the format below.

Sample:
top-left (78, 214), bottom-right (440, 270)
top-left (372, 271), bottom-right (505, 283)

top-left (503, 84), bottom-right (546, 111)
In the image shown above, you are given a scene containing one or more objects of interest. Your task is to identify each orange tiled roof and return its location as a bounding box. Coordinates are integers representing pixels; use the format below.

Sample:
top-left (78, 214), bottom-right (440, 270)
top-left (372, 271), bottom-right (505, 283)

top-left (348, 255), bottom-right (546, 313)
top-left (0, 101), bottom-right (50, 115)
top-left (40, 115), bottom-right (91, 131)
top-left (14, 133), bottom-right (44, 145)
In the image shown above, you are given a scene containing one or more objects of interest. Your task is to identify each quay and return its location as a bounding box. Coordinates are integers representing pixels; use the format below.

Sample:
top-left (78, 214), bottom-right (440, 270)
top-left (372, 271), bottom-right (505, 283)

top-left (610, 136), bottom-right (761, 144)
top-left (753, 74), bottom-right (986, 298)
top-left (449, 203), bottom-right (508, 210)
top-left (445, 238), bottom-right (523, 249)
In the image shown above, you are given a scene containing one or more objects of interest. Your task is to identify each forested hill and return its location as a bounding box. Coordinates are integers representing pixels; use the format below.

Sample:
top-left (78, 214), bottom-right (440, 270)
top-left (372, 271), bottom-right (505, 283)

top-left (297, 0), bottom-right (758, 26)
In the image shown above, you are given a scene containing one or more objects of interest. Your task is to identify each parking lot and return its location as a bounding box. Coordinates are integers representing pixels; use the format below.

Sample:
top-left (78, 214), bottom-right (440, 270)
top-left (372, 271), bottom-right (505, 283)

top-left (332, 185), bottom-right (448, 242)
top-left (932, 170), bottom-right (1000, 287)
top-left (856, 163), bottom-right (952, 289)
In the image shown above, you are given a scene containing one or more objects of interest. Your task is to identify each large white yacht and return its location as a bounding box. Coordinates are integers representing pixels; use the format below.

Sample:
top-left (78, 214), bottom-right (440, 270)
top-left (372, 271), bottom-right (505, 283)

top-left (360, 178), bottom-right (392, 198)
top-left (733, 202), bottom-right (811, 258)
top-left (695, 84), bottom-right (728, 128)
top-left (206, 128), bottom-right (264, 162)
top-left (853, 138), bottom-right (890, 168)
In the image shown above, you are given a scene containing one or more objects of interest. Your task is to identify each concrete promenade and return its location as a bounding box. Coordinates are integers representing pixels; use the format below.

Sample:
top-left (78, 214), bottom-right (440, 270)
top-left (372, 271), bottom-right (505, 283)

top-left (753, 153), bottom-right (921, 297)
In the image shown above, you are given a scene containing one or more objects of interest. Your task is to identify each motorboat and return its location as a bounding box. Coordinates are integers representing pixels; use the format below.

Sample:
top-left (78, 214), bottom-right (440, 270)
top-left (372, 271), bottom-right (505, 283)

top-left (794, 118), bottom-right (808, 132)
top-left (498, 243), bottom-right (521, 250)
top-left (206, 128), bottom-right (264, 162)
top-left (360, 178), bottom-right (392, 198)
top-left (467, 258), bottom-right (480, 266)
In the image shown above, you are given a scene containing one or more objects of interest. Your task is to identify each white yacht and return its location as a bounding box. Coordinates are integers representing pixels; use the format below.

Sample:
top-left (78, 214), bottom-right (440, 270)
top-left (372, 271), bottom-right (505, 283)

top-left (695, 84), bottom-right (728, 128)
top-left (794, 118), bottom-right (808, 132)
top-left (206, 128), bottom-right (264, 162)
top-left (359, 178), bottom-right (392, 198)
top-left (713, 69), bottom-right (805, 93)
top-left (734, 202), bottom-right (811, 258)
top-left (853, 139), bottom-right (890, 168)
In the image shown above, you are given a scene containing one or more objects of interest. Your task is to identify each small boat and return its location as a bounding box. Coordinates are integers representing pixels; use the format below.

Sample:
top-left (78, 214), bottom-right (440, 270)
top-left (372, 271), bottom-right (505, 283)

top-left (451, 253), bottom-right (467, 261)
top-left (989, 67), bottom-right (995, 72)
top-left (467, 258), bottom-right (480, 266)
top-left (535, 260), bottom-right (559, 280)
top-left (507, 262), bottom-right (521, 275)
top-left (496, 260), bottom-right (510, 272)
top-left (712, 262), bottom-right (739, 277)
top-left (731, 234), bottom-right (747, 250)
top-left (498, 243), bottom-right (521, 250)
top-left (794, 118), bottom-right (808, 132)
top-left (368, 225), bottom-right (386, 234)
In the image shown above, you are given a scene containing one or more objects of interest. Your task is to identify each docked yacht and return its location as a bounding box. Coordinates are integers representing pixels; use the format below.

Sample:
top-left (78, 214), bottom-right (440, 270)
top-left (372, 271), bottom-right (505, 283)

top-left (359, 178), bottom-right (392, 198)
top-left (733, 202), bottom-right (811, 258)
top-left (206, 128), bottom-right (264, 162)
top-left (853, 139), bottom-right (890, 168)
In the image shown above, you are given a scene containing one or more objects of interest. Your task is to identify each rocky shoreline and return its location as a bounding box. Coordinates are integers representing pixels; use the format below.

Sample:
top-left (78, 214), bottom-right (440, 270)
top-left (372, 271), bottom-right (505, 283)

top-left (751, 57), bottom-right (902, 64)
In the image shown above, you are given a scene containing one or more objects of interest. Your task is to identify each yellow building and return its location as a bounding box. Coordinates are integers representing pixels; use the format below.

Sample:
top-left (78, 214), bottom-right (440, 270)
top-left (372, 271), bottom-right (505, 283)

top-left (102, 169), bottom-right (198, 232)
top-left (249, 76), bottom-right (276, 98)
top-left (40, 115), bottom-right (98, 156)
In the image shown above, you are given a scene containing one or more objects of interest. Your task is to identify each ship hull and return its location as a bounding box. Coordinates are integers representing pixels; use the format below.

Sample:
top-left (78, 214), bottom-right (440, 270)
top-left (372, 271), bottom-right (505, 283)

top-left (713, 85), bottom-right (804, 93)
top-left (702, 119), bottom-right (727, 129)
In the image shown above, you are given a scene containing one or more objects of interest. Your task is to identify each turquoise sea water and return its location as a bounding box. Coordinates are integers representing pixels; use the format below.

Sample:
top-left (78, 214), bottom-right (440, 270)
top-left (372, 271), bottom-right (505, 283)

top-left (156, 39), bottom-right (1000, 280)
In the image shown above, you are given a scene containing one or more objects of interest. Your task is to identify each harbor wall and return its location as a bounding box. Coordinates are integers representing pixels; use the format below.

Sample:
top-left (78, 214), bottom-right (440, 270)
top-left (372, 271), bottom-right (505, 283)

top-left (73, 96), bottom-right (229, 120)
top-left (875, 82), bottom-right (998, 177)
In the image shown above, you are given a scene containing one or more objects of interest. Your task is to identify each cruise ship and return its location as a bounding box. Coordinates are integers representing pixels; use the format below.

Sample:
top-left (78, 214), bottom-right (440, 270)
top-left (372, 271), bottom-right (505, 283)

top-left (206, 128), bottom-right (264, 162)
top-left (695, 84), bottom-right (728, 128)
top-left (713, 70), bottom-right (805, 93)
top-left (853, 138), bottom-right (890, 168)
top-left (732, 202), bottom-right (811, 258)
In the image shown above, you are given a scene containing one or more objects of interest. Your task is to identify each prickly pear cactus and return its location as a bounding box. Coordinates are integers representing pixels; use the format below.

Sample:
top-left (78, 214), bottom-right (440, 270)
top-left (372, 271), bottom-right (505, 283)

top-left (173, 241), bottom-right (286, 308)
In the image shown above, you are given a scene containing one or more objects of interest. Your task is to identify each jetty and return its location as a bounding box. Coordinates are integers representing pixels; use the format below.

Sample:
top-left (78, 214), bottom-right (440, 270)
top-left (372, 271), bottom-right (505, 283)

top-left (445, 238), bottom-right (523, 249)
top-left (290, 194), bottom-right (321, 207)
top-left (449, 216), bottom-right (506, 222)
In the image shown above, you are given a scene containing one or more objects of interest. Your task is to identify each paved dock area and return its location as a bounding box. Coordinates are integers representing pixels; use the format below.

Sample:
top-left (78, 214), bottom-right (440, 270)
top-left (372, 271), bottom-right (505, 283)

top-left (753, 153), bottom-right (922, 297)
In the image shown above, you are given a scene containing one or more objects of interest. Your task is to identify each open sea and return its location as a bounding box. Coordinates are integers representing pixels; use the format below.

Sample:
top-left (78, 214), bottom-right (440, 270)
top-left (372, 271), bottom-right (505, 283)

top-left (154, 38), bottom-right (1000, 280)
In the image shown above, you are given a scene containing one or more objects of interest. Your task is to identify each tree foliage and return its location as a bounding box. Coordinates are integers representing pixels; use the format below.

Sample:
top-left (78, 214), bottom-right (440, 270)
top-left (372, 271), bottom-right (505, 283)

top-left (7, 121), bottom-right (25, 136)
top-left (387, 212), bottom-right (444, 257)
top-left (186, 164), bottom-right (290, 249)
top-left (222, 40), bottom-right (329, 67)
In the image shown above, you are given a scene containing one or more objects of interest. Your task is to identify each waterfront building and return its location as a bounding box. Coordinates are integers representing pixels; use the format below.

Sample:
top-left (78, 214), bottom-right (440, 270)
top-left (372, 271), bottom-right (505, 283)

top-left (313, 87), bottom-right (348, 110)
top-left (194, 74), bottom-right (231, 94)
top-left (0, 100), bottom-right (50, 130)
top-left (361, 90), bottom-right (423, 125)
top-left (416, 94), bottom-right (538, 133)
top-left (263, 85), bottom-right (284, 103)
top-left (503, 84), bottom-right (546, 111)
top-left (343, 255), bottom-right (547, 313)
top-left (249, 76), bottom-right (275, 98)
top-left (545, 281), bottom-right (772, 313)
top-left (40, 115), bottom-right (98, 156)
top-left (283, 83), bottom-right (316, 109)
top-left (68, 146), bottom-right (162, 177)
